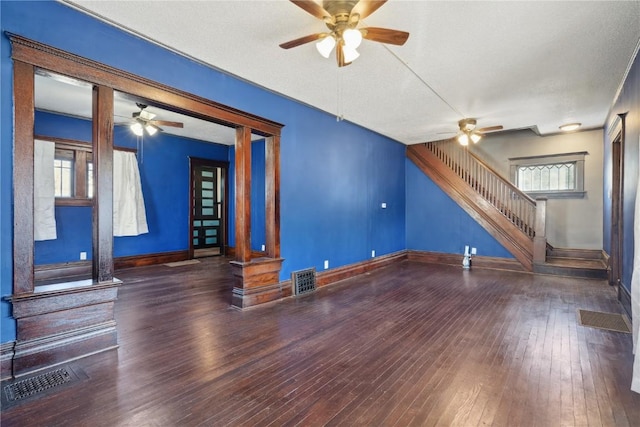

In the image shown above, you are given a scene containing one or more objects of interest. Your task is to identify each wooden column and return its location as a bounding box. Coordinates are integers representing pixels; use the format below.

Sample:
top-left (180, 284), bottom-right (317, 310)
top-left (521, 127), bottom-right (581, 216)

top-left (230, 130), bottom-right (283, 309)
top-left (234, 126), bottom-right (252, 263)
top-left (12, 60), bottom-right (35, 295)
top-left (265, 135), bottom-right (281, 258)
top-left (9, 77), bottom-right (120, 378)
top-left (92, 85), bottom-right (114, 282)
top-left (533, 197), bottom-right (547, 264)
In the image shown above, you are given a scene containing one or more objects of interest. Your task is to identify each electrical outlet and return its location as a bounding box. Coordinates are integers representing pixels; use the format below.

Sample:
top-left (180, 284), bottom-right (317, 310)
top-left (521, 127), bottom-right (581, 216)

top-left (371, 250), bottom-right (376, 258)
top-left (381, 202), bottom-right (387, 209)
top-left (80, 251), bottom-right (87, 260)
top-left (324, 260), bottom-right (329, 270)
top-left (261, 244), bottom-right (265, 251)
top-left (471, 247), bottom-right (477, 255)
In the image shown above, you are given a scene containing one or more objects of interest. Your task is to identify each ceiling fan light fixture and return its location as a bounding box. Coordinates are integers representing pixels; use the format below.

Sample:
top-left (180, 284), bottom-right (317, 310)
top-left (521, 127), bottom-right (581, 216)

top-left (343, 28), bottom-right (362, 49)
top-left (457, 133), bottom-right (470, 146)
top-left (559, 122), bottom-right (581, 132)
top-left (342, 45), bottom-right (360, 63)
top-left (470, 132), bottom-right (482, 144)
top-left (316, 35), bottom-right (336, 58)
top-left (130, 122), bottom-right (144, 137)
top-left (145, 124), bottom-right (158, 136)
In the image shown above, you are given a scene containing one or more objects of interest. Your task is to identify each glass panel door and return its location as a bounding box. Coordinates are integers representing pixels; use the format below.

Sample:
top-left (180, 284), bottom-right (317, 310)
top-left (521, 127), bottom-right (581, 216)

top-left (192, 163), bottom-right (224, 257)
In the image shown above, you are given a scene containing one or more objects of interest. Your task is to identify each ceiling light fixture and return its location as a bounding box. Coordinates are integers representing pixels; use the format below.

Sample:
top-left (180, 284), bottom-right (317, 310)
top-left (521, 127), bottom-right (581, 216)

top-left (316, 35), bottom-right (336, 58)
top-left (559, 122), bottom-right (581, 132)
top-left (342, 44), bottom-right (360, 63)
top-left (456, 118), bottom-right (482, 146)
top-left (145, 124), bottom-right (158, 136)
top-left (130, 122), bottom-right (144, 137)
top-left (314, 28), bottom-right (363, 64)
top-left (342, 28), bottom-right (362, 49)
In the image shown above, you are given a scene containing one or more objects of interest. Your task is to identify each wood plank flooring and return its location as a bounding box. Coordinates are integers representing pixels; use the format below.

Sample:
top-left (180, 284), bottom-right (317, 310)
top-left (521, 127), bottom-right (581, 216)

top-left (2, 257), bottom-right (639, 426)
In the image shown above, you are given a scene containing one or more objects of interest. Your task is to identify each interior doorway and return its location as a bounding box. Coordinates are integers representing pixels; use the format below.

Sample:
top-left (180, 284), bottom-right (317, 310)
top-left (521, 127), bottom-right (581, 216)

top-left (609, 123), bottom-right (624, 287)
top-left (190, 158), bottom-right (228, 258)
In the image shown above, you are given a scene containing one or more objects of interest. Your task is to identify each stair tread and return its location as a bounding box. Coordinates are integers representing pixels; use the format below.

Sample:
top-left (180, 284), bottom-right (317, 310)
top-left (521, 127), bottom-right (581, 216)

top-left (544, 257), bottom-right (607, 270)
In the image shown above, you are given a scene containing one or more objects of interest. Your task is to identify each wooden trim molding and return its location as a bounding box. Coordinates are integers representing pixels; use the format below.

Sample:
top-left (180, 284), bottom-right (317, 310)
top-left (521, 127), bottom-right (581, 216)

top-left (618, 282), bottom-right (632, 319)
top-left (115, 251), bottom-right (190, 270)
top-left (407, 250), bottom-right (526, 273)
top-left (13, 60), bottom-right (35, 294)
top-left (10, 34), bottom-right (283, 136)
top-left (1, 341), bottom-right (15, 381)
top-left (316, 251), bottom-right (407, 287)
top-left (276, 251), bottom-right (409, 301)
top-left (34, 251), bottom-right (191, 282)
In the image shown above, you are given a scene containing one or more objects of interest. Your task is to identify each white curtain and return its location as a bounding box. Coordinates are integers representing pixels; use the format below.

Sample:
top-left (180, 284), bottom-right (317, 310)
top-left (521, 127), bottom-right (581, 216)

top-left (632, 144), bottom-right (640, 394)
top-left (34, 139), bottom-right (57, 241)
top-left (113, 150), bottom-right (148, 237)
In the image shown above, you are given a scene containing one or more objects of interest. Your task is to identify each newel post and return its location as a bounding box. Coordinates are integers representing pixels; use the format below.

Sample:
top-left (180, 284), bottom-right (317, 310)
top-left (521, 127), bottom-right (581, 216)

top-left (533, 197), bottom-right (547, 264)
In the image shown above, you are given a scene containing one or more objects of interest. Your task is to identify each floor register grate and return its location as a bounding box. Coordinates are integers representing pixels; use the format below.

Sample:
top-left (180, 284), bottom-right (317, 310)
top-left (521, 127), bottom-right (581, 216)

top-left (1, 365), bottom-right (88, 409)
top-left (577, 309), bottom-right (631, 333)
top-left (292, 268), bottom-right (316, 295)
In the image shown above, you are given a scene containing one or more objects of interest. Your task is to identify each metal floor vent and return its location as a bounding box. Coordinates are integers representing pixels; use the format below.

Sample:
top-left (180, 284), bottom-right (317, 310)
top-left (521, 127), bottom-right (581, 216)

top-left (2, 365), bottom-right (87, 408)
top-left (292, 268), bottom-right (316, 295)
top-left (577, 309), bottom-right (632, 333)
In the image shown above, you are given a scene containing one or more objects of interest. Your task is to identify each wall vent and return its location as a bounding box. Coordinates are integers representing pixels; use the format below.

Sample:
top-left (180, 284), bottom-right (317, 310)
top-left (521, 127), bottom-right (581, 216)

top-left (292, 268), bottom-right (316, 295)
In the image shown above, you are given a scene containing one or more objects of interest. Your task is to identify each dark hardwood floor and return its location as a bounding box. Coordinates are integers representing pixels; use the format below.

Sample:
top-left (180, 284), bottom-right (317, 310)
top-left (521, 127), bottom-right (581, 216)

top-left (2, 258), bottom-right (639, 426)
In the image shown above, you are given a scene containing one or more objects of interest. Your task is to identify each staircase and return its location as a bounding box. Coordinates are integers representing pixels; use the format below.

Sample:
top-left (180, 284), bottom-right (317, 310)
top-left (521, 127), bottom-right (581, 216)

top-left (535, 245), bottom-right (609, 279)
top-left (407, 139), bottom-right (607, 279)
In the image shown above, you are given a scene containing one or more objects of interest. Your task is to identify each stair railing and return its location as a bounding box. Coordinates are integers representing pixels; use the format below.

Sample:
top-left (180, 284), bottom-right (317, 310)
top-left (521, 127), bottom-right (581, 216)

top-left (424, 139), bottom-right (542, 242)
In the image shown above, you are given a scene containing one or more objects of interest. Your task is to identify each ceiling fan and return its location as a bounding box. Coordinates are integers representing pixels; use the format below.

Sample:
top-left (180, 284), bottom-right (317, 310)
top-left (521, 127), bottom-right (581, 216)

top-left (280, 0), bottom-right (410, 67)
top-left (130, 103), bottom-right (184, 136)
top-left (452, 118), bottom-right (503, 146)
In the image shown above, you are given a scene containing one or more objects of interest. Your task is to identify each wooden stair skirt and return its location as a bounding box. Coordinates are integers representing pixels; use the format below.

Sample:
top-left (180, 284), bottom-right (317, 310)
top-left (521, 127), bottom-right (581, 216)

top-left (407, 144), bottom-right (535, 271)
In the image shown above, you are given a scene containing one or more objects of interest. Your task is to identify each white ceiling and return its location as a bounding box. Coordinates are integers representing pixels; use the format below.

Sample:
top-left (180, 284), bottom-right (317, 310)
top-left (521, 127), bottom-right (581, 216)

top-left (56, 0), bottom-right (640, 145)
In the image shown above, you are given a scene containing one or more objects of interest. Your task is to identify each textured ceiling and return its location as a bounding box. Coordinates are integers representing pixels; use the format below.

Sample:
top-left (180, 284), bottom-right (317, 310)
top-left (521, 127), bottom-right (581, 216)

top-left (59, 0), bottom-right (640, 145)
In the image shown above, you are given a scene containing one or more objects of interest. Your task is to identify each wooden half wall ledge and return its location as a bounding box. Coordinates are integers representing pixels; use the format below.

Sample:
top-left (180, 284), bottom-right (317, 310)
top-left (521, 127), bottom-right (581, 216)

top-left (7, 279), bottom-right (121, 377)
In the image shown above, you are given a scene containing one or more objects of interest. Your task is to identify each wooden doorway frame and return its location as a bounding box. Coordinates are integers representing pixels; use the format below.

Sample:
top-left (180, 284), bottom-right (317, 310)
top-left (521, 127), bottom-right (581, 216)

top-left (8, 34), bottom-right (283, 377)
top-left (189, 157), bottom-right (229, 259)
top-left (609, 113), bottom-right (626, 287)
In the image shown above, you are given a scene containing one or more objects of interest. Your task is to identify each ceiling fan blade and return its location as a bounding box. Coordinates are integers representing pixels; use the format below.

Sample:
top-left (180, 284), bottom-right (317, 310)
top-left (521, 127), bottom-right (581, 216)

top-left (361, 27), bottom-right (409, 46)
top-left (478, 125), bottom-right (504, 133)
top-left (350, 0), bottom-right (387, 20)
top-left (290, 0), bottom-right (331, 20)
top-left (149, 120), bottom-right (184, 128)
top-left (280, 33), bottom-right (324, 49)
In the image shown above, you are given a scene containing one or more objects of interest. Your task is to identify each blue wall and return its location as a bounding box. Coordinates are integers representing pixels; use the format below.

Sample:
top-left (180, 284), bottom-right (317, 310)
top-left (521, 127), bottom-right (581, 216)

top-left (33, 111), bottom-right (231, 264)
top-left (405, 159), bottom-right (513, 258)
top-left (604, 48), bottom-right (640, 294)
top-left (1, 1), bottom-right (407, 343)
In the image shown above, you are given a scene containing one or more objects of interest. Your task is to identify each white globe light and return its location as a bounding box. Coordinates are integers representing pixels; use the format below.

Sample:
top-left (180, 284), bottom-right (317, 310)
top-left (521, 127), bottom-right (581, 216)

top-left (343, 28), bottom-right (363, 48)
top-left (316, 35), bottom-right (336, 58)
top-left (342, 45), bottom-right (360, 63)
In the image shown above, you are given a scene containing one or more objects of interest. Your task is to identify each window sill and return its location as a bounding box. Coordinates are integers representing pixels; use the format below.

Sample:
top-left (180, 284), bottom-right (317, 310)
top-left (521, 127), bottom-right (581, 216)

top-left (523, 191), bottom-right (586, 199)
top-left (55, 198), bottom-right (93, 207)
